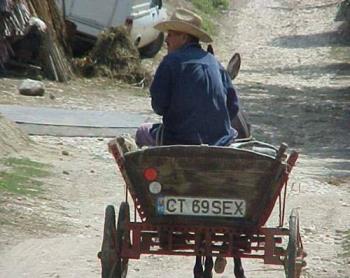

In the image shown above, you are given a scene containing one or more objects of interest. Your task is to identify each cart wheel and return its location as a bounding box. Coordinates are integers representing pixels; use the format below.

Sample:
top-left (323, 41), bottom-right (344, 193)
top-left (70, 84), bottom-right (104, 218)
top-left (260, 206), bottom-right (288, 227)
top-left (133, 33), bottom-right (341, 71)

top-left (285, 209), bottom-right (305, 278)
top-left (98, 203), bottom-right (130, 278)
top-left (115, 202), bottom-right (130, 278)
top-left (99, 205), bottom-right (118, 278)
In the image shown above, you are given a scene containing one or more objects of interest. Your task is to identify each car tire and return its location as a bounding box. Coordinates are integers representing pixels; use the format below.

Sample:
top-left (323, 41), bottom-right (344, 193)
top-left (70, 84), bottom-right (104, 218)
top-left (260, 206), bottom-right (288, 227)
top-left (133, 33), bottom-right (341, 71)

top-left (139, 32), bottom-right (164, 58)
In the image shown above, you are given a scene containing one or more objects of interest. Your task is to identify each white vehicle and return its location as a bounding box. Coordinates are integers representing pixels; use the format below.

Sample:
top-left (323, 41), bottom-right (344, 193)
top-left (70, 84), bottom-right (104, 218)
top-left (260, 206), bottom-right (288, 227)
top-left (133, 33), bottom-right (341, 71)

top-left (55, 0), bottom-right (167, 57)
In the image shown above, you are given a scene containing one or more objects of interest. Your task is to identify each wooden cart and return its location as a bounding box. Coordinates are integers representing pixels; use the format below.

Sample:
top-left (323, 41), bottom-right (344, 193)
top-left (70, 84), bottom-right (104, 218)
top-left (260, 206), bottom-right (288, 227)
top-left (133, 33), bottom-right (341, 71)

top-left (98, 136), bottom-right (306, 278)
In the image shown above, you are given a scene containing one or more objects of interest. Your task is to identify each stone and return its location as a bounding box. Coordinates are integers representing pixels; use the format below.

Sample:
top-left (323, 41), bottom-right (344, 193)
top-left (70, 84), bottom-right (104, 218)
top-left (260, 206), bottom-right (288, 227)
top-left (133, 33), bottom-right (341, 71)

top-left (18, 79), bottom-right (45, 96)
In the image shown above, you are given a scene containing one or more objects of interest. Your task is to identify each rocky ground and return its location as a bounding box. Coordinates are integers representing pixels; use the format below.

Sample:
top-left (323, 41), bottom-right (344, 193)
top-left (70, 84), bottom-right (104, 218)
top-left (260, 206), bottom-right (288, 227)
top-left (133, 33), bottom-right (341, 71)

top-left (0, 0), bottom-right (349, 277)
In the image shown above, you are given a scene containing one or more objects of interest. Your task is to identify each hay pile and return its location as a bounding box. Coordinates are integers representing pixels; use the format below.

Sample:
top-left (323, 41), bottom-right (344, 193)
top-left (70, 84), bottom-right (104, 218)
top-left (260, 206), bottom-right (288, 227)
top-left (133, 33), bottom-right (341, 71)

top-left (73, 27), bottom-right (150, 85)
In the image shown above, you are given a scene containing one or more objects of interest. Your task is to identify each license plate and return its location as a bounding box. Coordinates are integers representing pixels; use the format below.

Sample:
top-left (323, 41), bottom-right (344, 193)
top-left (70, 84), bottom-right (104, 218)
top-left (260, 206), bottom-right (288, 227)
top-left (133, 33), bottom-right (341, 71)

top-left (157, 196), bottom-right (246, 218)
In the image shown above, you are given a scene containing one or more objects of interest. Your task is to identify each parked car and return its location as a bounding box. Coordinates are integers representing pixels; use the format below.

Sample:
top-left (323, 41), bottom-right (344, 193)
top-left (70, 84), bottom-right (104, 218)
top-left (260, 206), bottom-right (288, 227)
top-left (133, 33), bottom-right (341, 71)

top-left (55, 0), bottom-right (167, 57)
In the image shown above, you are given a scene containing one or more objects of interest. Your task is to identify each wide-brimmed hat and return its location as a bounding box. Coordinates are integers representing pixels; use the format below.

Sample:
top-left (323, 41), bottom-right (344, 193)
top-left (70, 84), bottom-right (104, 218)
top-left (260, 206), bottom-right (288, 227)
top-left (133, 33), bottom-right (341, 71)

top-left (154, 8), bottom-right (213, 43)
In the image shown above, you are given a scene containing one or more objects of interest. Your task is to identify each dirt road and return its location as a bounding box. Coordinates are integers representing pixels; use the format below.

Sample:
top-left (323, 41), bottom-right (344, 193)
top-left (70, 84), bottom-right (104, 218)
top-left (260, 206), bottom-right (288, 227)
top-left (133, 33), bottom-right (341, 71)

top-left (0, 0), bottom-right (349, 277)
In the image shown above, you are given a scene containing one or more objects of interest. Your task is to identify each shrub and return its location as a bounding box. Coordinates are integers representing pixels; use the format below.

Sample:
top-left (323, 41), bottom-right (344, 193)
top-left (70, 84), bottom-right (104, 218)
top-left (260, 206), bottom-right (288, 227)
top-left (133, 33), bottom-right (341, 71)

top-left (190, 0), bottom-right (229, 35)
top-left (212, 0), bottom-right (229, 9)
top-left (191, 0), bottom-right (229, 15)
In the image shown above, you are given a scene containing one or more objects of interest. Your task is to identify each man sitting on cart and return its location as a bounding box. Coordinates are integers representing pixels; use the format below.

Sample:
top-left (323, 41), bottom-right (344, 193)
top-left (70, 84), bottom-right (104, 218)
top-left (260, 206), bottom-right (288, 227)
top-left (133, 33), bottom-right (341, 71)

top-left (135, 8), bottom-right (240, 147)
top-left (135, 8), bottom-right (246, 278)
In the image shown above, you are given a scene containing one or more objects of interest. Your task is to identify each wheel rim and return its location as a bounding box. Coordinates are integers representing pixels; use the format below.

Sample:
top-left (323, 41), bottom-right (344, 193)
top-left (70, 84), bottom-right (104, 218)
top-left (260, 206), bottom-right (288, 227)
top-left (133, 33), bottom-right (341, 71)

top-left (285, 209), bottom-right (305, 278)
top-left (100, 205), bottom-right (118, 278)
top-left (287, 210), bottom-right (297, 278)
top-left (116, 202), bottom-right (130, 278)
top-left (99, 203), bottom-right (130, 278)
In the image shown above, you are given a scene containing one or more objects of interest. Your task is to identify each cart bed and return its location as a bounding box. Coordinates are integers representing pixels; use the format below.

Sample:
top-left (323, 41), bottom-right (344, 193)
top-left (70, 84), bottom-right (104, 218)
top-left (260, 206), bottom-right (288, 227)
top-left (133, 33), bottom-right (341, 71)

top-left (109, 137), bottom-right (295, 229)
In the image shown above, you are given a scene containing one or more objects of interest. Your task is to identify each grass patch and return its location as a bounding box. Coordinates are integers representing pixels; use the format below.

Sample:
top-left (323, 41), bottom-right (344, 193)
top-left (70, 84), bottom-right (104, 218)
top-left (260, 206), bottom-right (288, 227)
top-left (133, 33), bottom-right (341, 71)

top-left (192, 0), bottom-right (217, 15)
top-left (190, 0), bottom-right (229, 36)
top-left (341, 229), bottom-right (350, 258)
top-left (192, 0), bottom-right (229, 15)
top-left (198, 12), bottom-right (217, 36)
top-left (336, 229), bottom-right (350, 260)
top-left (0, 157), bottom-right (51, 195)
top-left (0, 217), bottom-right (12, 226)
top-left (326, 176), bottom-right (349, 187)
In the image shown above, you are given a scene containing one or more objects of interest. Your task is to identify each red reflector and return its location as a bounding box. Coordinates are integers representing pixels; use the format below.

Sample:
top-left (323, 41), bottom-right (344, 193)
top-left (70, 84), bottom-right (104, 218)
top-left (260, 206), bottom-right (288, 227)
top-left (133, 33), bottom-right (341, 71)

top-left (144, 168), bottom-right (158, 181)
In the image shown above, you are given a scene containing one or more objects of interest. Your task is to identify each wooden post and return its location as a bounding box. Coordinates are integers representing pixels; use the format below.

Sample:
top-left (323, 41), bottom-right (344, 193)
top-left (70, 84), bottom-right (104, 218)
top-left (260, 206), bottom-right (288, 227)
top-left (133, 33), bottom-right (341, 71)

top-left (28, 0), bottom-right (73, 82)
top-left (276, 143), bottom-right (288, 162)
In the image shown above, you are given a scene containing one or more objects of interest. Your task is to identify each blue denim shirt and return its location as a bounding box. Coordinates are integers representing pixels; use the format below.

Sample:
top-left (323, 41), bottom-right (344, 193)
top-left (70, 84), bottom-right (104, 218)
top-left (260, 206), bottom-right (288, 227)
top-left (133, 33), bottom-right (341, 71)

top-left (150, 43), bottom-right (239, 146)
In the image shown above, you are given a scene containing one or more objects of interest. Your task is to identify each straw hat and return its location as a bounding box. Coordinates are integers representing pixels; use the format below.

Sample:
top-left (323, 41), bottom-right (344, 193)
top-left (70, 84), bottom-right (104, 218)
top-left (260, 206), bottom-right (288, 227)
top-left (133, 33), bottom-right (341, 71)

top-left (154, 8), bottom-right (213, 43)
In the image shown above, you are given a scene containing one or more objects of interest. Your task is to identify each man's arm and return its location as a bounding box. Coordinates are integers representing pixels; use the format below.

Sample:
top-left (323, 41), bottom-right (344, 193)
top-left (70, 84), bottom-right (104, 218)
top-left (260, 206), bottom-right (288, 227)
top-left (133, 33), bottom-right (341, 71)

top-left (221, 68), bottom-right (239, 120)
top-left (150, 59), bottom-right (172, 115)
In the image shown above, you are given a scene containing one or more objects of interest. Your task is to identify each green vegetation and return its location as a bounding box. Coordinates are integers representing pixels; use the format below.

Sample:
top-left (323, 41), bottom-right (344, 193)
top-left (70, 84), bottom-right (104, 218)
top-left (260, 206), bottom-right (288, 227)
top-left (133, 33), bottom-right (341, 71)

top-left (342, 229), bottom-right (350, 258)
top-left (335, 229), bottom-right (350, 260)
top-left (0, 157), bottom-right (51, 195)
top-left (336, 0), bottom-right (350, 22)
top-left (190, 0), bottom-right (230, 35)
top-left (326, 176), bottom-right (349, 187)
top-left (197, 12), bottom-right (216, 36)
top-left (192, 0), bottom-right (229, 15)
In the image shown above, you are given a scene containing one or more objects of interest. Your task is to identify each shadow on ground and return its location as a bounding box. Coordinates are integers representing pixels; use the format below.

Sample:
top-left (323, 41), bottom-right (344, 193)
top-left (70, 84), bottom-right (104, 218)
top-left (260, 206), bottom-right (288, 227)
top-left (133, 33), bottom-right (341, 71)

top-left (271, 27), bottom-right (350, 48)
top-left (238, 82), bottom-right (350, 174)
top-left (242, 62), bottom-right (350, 78)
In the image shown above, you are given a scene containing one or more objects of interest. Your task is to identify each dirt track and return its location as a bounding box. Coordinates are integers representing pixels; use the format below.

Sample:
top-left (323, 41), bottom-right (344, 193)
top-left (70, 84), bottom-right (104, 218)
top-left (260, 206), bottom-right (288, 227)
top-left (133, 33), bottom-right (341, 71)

top-left (0, 0), bottom-right (349, 277)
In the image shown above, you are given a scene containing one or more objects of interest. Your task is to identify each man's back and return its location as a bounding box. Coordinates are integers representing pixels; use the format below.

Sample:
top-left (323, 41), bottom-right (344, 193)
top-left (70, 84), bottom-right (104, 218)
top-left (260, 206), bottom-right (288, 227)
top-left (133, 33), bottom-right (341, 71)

top-left (150, 43), bottom-right (237, 146)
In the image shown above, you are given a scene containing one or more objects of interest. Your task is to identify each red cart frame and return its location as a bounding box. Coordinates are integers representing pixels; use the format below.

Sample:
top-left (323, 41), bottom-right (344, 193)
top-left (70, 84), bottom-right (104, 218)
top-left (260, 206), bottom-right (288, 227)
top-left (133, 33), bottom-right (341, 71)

top-left (98, 138), bottom-right (306, 278)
